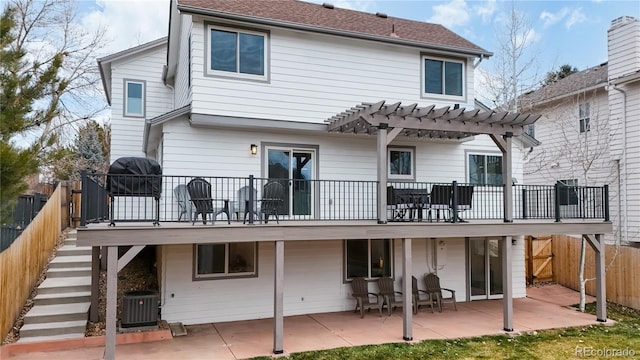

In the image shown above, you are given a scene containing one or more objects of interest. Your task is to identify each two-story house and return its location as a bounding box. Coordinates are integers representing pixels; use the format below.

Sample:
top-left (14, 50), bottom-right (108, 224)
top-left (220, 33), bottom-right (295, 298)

top-left (86, 1), bottom-right (611, 358)
top-left (520, 16), bottom-right (639, 245)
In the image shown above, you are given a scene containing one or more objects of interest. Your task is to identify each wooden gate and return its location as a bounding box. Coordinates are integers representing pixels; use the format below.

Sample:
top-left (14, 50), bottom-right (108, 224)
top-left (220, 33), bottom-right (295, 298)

top-left (525, 235), bottom-right (554, 284)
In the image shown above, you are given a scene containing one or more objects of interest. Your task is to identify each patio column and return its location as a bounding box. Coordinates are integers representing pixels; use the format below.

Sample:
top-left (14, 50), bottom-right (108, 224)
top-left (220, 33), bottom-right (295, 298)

top-left (104, 246), bottom-right (117, 360)
top-left (502, 236), bottom-right (513, 332)
top-left (273, 240), bottom-right (285, 354)
top-left (402, 238), bottom-right (413, 341)
top-left (584, 234), bottom-right (607, 322)
top-left (377, 123), bottom-right (389, 224)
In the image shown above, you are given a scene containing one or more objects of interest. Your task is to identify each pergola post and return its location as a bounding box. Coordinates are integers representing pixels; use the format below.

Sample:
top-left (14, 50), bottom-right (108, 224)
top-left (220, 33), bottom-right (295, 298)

top-left (490, 132), bottom-right (513, 222)
top-left (377, 123), bottom-right (389, 224)
top-left (104, 246), bottom-right (118, 360)
top-left (402, 238), bottom-right (412, 341)
top-left (502, 236), bottom-right (513, 332)
top-left (584, 234), bottom-right (607, 322)
top-left (273, 240), bottom-right (285, 354)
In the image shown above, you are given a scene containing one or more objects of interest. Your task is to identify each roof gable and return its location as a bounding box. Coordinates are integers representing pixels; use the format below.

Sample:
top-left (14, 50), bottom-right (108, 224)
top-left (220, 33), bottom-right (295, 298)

top-left (176, 0), bottom-right (490, 56)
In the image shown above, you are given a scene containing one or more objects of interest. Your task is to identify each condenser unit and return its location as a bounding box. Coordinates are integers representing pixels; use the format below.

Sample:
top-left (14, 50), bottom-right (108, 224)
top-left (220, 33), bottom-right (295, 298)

top-left (121, 290), bottom-right (158, 328)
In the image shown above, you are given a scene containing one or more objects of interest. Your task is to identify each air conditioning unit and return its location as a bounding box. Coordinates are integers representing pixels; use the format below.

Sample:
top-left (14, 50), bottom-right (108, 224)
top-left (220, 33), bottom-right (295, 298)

top-left (122, 290), bottom-right (158, 328)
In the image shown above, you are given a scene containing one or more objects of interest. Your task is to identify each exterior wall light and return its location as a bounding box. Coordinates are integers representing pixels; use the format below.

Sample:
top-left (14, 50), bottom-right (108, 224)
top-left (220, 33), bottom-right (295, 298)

top-left (250, 144), bottom-right (258, 155)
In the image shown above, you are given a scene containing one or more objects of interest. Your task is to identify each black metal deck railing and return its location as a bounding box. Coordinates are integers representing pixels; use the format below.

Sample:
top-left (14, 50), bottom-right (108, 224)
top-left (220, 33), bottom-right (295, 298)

top-left (79, 173), bottom-right (609, 226)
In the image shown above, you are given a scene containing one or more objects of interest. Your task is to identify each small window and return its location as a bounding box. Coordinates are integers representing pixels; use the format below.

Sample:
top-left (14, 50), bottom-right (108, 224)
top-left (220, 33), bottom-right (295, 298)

top-left (525, 124), bottom-right (535, 138)
top-left (558, 179), bottom-right (578, 206)
top-left (423, 56), bottom-right (464, 99)
top-left (579, 103), bottom-right (590, 133)
top-left (388, 147), bottom-right (414, 180)
top-left (124, 80), bottom-right (145, 117)
top-left (208, 25), bottom-right (267, 80)
top-left (468, 154), bottom-right (503, 185)
top-left (345, 239), bottom-right (392, 280)
top-left (195, 242), bottom-right (257, 279)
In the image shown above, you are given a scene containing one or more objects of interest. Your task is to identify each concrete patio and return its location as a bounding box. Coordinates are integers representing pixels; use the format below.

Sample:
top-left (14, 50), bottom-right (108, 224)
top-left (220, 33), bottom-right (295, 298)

top-left (5, 285), bottom-right (599, 359)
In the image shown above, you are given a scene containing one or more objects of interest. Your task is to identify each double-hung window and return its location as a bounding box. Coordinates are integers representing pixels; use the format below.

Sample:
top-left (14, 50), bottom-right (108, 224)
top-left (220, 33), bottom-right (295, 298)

top-left (388, 147), bottom-right (415, 180)
top-left (579, 102), bottom-right (590, 133)
top-left (423, 56), bottom-right (464, 99)
top-left (208, 25), bottom-right (268, 80)
top-left (124, 80), bottom-right (145, 117)
top-left (345, 239), bottom-right (392, 280)
top-left (468, 154), bottom-right (503, 185)
top-left (194, 242), bottom-right (257, 279)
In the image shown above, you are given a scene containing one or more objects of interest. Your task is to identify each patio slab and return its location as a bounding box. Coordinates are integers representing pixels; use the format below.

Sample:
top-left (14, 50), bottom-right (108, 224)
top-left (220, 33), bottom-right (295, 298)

top-left (4, 285), bottom-right (602, 359)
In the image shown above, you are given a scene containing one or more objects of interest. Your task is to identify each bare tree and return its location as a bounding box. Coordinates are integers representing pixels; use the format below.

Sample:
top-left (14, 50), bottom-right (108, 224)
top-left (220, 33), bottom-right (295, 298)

top-left (478, 1), bottom-right (540, 112)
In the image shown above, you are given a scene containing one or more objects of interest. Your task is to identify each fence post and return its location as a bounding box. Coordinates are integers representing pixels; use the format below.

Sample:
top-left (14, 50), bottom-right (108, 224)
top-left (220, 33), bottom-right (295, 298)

top-left (248, 175), bottom-right (255, 225)
top-left (603, 185), bottom-right (609, 222)
top-left (80, 171), bottom-right (88, 228)
top-left (452, 181), bottom-right (458, 223)
top-left (31, 193), bottom-right (41, 222)
top-left (554, 182), bottom-right (561, 223)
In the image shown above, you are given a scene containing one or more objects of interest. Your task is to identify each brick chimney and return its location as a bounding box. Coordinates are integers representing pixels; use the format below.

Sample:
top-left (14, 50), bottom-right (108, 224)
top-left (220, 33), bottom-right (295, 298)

top-left (607, 16), bottom-right (640, 81)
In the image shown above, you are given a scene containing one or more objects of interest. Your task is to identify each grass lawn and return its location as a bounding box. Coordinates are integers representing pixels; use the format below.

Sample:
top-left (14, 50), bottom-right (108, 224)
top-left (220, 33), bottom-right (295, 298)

top-left (252, 302), bottom-right (640, 360)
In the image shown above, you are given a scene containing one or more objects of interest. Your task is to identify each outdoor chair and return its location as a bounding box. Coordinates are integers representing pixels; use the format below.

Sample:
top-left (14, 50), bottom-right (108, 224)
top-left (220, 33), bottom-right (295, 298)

top-left (452, 185), bottom-right (474, 222)
top-left (387, 186), bottom-right (413, 221)
top-left (426, 185), bottom-right (452, 222)
top-left (350, 277), bottom-right (383, 318)
top-left (260, 181), bottom-right (285, 224)
top-left (186, 177), bottom-right (231, 225)
top-left (377, 277), bottom-right (404, 316)
top-left (412, 276), bottom-right (434, 314)
top-left (238, 185), bottom-right (259, 224)
top-left (173, 184), bottom-right (194, 222)
top-left (424, 273), bottom-right (457, 312)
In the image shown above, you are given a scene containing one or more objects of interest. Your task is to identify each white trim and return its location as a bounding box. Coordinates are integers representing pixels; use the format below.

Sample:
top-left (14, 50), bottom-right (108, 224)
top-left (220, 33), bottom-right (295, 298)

top-left (206, 24), bottom-right (269, 81)
top-left (421, 55), bottom-right (466, 102)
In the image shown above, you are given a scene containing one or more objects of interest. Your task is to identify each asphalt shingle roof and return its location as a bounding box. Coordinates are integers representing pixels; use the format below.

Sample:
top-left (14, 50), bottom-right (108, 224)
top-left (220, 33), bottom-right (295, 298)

top-left (177, 0), bottom-right (490, 56)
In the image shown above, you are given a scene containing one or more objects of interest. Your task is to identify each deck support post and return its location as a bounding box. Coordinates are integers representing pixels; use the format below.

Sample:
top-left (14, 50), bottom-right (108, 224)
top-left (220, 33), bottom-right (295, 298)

top-left (584, 234), bottom-right (607, 322)
top-left (273, 240), bottom-right (285, 354)
top-left (502, 236), bottom-right (513, 332)
top-left (402, 238), bottom-right (413, 341)
top-left (90, 246), bottom-right (100, 322)
top-left (104, 246), bottom-right (118, 360)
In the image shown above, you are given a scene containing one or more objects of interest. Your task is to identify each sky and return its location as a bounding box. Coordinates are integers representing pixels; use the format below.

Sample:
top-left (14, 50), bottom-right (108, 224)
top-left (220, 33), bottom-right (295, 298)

top-left (79, 0), bottom-right (639, 95)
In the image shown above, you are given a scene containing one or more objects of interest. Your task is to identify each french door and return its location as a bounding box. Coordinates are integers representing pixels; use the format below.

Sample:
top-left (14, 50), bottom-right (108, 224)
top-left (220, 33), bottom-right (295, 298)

top-left (469, 238), bottom-right (504, 300)
top-left (266, 147), bottom-right (315, 218)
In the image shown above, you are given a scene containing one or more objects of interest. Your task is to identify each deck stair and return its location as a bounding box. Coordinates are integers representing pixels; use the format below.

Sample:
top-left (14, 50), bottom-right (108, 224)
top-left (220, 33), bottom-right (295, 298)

top-left (18, 230), bottom-right (92, 342)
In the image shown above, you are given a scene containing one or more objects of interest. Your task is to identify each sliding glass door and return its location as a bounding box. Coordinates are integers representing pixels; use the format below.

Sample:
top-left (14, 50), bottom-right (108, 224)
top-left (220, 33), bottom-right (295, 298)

top-left (266, 147), bottom-right (315, 217)
top-left (469, 238), bottom-right (503, 300)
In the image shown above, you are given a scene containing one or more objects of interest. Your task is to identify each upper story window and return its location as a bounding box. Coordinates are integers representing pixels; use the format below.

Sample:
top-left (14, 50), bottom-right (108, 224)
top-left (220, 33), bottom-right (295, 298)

top-left (345, 239), bottom-right (392, 280)
top-left (194, 242), bottom-right (257, 279)
top-left (388, 147), bottom-right (415, 181)
top-left (207, 25), bottom-right (268, 80)
top-left (579, 102), bottom-right (590, 133)
top-left (468, 153), bottom-right (502, 185)
top-left (124, 80), bottom-right (145, 117)
top-left (558, 179), bottom-right (578, 205)
top-left (423, 56), bottom-right (464, 100)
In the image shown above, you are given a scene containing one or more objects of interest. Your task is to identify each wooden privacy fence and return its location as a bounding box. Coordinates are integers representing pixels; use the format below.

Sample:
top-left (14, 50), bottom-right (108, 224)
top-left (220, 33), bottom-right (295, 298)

top-left (525, 235), bottom-right (554, 284)
top-left (0, 183), bottom-right (68, 340)
top-left (552, 235), bottom-right (640, 310)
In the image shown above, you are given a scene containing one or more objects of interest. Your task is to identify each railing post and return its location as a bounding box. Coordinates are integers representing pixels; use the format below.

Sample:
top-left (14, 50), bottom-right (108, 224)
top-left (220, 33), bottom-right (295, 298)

top-left (80, 170), bottom-right (88, 228)
top-left (452, 181), bottom-right (458, 223)
top-left (554, 182), bottom-right (561, 223)
top-left (522, 188), bottom-right (527, 220)
top-left (248, 175), bottom-right (255, 225)
top-left (603, 185), bottom-right (609, 222)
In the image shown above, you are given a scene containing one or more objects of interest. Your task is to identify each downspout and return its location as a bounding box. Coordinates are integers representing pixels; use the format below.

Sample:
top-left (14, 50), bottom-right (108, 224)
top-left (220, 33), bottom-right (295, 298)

top-left (616, 159), bottom-right (622, 246)
top-left (612, 85), bottom-right (627, 244)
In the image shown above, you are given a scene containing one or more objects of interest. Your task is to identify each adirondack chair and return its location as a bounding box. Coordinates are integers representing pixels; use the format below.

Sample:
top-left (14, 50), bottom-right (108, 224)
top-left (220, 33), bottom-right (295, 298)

top-left (424, 273), bottom-right (457, 312)
top-left (261, 181), bottom-right (285, 224)
top-left (412, 276), bottom-right (434, 314)
top-left (350, 277), bottom-right (383, 318)
top-left (186, 177), bottom-right (231, 225)
top-left (238, 185), bottom-right (259, 224)
top-left (377, 277), bottom-right (403, 316)
top-left (173, 184), bottom-right (194, 222)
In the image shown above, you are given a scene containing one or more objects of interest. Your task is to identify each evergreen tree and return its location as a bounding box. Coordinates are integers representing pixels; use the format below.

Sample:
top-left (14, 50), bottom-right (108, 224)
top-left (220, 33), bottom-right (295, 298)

top-left (543, 64), bottom-right (578, 86)
top-left (0, 5), bottom-right (66, 222)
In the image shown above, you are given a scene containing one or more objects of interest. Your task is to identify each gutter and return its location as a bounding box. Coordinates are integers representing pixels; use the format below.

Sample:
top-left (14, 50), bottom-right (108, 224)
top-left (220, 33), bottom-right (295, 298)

top-left (611, 85), bottom-right (628, 244)
top-left (176, 5), bottom-right (493, 58)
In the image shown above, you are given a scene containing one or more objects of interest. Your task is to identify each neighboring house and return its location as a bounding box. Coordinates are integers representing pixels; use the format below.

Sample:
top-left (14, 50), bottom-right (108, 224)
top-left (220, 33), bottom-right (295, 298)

top-left (86, 1), bottom-right (611, 358)
top-left (520, 16), bottom-right (640, 245)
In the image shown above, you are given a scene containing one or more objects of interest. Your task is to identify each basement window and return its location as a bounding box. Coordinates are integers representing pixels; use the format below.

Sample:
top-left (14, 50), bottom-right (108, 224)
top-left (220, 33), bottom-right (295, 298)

top-left (194, 242), bottom-right (257, 279)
